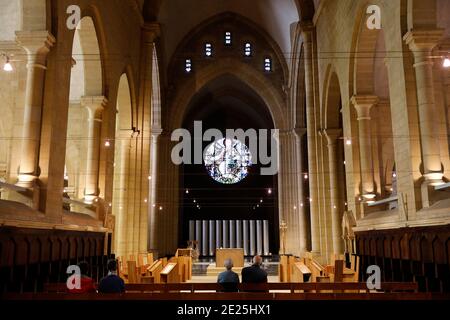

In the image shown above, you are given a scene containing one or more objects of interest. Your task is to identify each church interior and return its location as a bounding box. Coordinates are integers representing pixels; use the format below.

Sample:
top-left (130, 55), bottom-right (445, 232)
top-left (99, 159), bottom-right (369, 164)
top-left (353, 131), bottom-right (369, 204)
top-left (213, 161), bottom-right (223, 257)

top-left (0, 0), bottom-right (450, 301)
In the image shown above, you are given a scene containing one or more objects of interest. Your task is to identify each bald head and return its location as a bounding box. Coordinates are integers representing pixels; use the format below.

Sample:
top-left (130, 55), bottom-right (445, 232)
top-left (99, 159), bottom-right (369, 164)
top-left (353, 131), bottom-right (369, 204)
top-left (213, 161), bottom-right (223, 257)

top-left (253, 255), bottom-right (263, 266)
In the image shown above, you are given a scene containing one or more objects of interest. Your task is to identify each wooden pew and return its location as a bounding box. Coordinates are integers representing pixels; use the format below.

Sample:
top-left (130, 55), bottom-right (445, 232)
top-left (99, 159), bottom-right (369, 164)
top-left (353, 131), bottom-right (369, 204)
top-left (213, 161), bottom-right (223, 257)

top-left (42, 281), bottom-right (420, 296)
top-left (160, 263), bottom-right (179, 283)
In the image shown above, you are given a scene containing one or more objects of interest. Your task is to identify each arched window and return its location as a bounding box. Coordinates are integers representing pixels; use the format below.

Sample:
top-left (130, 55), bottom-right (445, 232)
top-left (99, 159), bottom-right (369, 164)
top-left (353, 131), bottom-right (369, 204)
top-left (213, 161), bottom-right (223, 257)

top-left (205, 43), bottom-right (212, 57)
top-left (185, 59), bottom-right (192, 73)
top-left (225, 31), bottom-right (232, 45)
top-left (244, 43), bottom-right (252, 57)
top-left (264, 57), bottom-right (272, 72)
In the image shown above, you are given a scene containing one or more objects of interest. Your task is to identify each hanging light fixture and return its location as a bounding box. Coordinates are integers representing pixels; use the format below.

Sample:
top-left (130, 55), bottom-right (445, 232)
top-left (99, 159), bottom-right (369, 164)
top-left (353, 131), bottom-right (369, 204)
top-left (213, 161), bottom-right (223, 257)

top-left (3, 55), bottom-right (13, 72)
top-left (443, 56), bottom-right (450, 68)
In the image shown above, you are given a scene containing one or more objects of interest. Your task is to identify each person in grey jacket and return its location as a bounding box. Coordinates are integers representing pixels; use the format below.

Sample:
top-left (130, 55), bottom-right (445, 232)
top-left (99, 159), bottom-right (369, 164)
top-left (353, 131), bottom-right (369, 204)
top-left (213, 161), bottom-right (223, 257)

top-left (217, 259), bottom-right (240, 292)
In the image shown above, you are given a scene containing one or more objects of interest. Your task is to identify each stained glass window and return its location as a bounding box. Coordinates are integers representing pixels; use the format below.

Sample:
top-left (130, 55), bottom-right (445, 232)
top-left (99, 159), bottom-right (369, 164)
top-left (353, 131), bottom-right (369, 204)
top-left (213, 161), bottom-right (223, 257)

top-left (203, 138), bottom-right (252, 184)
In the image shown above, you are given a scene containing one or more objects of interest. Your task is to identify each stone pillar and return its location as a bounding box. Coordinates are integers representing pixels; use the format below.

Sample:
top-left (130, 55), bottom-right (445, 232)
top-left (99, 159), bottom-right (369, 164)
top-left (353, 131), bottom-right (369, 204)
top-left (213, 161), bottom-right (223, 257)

top-left (294, 128), bottom-right (308, 254)
top-left (115, 129), bottom-right (133, 257)
top-left (148, 128), bottom-right (161, 248)
top-left (81, 96), bottom-right (107, 204)
top-left (351, 95), bottom-right (378, 201)
top-left (301, 23), bottom-right (320, 254)
top-left (278, 130), bottom-right (301, 256)
top-left (323, 129), bottom-right (344, 254)
top-left (404, 30), bottom-right (445, 188)
top-left (15, 31), bottom-right (55, 187)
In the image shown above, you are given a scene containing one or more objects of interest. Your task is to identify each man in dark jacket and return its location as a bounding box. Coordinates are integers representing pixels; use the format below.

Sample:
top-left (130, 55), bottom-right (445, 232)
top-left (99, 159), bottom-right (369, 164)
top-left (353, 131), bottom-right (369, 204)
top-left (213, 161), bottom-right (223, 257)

top-left (98, 259), bottom-right (125, 293)
top-left (241, 255), bottom-right (268, 289)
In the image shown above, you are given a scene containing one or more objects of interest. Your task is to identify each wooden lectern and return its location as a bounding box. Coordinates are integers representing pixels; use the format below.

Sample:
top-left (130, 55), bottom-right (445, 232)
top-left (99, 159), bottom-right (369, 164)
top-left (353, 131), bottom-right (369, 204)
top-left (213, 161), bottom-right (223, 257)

top-left (216, 248), bottom-right (244, 268)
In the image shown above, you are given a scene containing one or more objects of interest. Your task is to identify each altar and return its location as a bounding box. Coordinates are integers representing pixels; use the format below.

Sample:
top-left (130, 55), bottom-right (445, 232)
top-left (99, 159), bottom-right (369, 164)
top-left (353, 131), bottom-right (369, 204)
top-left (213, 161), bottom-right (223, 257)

top-left (215, 248), bottom-right (244, 268)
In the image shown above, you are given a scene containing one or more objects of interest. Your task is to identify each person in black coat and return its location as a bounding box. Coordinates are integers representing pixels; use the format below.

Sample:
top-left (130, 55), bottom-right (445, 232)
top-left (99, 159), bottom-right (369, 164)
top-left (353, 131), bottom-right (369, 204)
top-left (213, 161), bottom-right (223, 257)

top-left (241, 255), bottom-right (268, 291)
top-left (98, 259), bottom-right (125, 294)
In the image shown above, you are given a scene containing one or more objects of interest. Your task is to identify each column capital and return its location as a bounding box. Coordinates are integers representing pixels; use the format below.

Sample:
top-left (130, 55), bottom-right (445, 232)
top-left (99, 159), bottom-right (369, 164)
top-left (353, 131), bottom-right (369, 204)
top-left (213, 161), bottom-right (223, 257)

top-left (299, 21), bottom-right (314, 33)
top-left (117, 129), bottom-right (134, 139)
top-left (81, 96), bottom-right (108, 119)
top-left (143, 23), bottom-right (161, 43)
top-left (351, 95), bottom-right (378, 120)
top-left (294, 127), bottom-right (307, 138)
top-left (403, 29), bottom-right (444, 52)
top-left (151, 127), bottom-right (163, 137)
top-left (15, 30), bottom-right (55, 56)
top-left (323, 128), bottom-right (342, 146)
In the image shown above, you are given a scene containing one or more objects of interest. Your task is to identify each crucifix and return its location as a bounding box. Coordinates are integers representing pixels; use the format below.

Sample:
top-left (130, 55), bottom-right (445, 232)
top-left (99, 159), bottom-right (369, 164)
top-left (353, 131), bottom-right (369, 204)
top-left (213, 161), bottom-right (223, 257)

top-left (279, 219), bottom-right (287, 255)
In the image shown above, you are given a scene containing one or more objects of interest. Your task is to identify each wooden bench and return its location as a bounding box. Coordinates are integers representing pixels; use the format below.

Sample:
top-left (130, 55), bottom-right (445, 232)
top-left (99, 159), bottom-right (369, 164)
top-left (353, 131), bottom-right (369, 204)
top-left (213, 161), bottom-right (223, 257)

top-left (44, 282), bottom-right (419, 294)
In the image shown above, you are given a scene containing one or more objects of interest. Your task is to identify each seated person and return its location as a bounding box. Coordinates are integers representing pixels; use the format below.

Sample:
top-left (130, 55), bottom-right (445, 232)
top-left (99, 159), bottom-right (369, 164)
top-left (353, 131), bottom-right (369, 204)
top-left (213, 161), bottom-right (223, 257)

top-left (98, 259), bottom-right (125, 294)
top-left (67, 261), bottom-right (96, 293)
top-left (217, 259), bottom-right (240, 292)
top-left (241, 255), bottom-right (268, 291)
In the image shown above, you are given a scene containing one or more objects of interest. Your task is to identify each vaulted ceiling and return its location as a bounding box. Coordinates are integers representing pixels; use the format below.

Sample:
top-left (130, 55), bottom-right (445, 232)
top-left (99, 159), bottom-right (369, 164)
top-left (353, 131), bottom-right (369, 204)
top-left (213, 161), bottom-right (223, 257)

top-left (143, 0), bottom-right (315, 68)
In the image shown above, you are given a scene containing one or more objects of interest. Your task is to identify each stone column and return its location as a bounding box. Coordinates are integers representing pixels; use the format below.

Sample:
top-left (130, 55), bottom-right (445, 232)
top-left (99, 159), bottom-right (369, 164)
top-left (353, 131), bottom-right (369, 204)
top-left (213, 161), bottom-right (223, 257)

top-left (294, 128), bottom-right (308, 254)
top-left (351, 95), bottom-right (378, 201)
top-left (81, 96), bottom-right (107, 204)
top-left (301, 23), bottom-right (320, 253)
top-left (278, 130), bottom-right (301, 256)
top-left (115, 129), bottom-right (133, 257)
top-left (404, 30), bottom-right (445, 187)
top-left (15, 31), bottom-right (55, 187)
top-left (323, 129), bottom-right (344, 254)
top-left (148, 128), bottom-right (161, 247)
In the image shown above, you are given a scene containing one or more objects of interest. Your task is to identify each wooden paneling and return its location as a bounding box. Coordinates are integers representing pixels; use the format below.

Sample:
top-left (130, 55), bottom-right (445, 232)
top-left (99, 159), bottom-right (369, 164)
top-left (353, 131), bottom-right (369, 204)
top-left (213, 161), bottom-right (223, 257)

top-left (356, 225), bottom-right (450, 293)
top-left (0, 227), bottom-right (112, 293)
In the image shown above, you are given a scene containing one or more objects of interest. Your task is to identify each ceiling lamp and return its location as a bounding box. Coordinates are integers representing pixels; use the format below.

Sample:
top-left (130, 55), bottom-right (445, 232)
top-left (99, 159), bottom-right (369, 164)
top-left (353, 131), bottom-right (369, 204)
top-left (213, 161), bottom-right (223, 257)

top-left (3, 56), bottom-right (13, 72)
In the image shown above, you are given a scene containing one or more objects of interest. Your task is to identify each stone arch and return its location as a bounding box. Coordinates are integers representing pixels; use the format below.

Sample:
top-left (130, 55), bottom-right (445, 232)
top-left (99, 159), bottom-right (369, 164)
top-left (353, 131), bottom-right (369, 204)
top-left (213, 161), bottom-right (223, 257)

top-left (168, 58), bottom-right (287, 131)
top-left (349, 2), bottom-right (396, 201)
top-left (167, 11), bottom-right (289, 88)
top-left (323, 67), bottom-right (342, 129)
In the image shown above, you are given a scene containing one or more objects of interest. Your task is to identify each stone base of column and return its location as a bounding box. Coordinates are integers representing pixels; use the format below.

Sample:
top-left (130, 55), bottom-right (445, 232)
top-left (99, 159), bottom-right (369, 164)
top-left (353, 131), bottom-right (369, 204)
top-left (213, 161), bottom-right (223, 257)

top-left (421, 174), bottom-right (446, 208)
top-left (16, 174), bottom-right (37, 188)
top-left (362, 193), bottom-right (376, 202)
